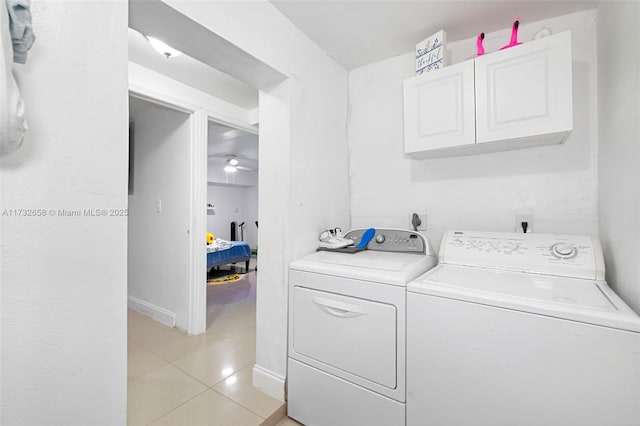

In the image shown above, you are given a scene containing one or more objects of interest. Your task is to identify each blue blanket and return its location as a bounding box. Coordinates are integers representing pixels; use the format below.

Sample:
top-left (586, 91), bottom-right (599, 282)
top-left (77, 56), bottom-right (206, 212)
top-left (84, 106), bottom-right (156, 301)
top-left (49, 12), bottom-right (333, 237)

top-left (207, 241), bottom-right (252, 271)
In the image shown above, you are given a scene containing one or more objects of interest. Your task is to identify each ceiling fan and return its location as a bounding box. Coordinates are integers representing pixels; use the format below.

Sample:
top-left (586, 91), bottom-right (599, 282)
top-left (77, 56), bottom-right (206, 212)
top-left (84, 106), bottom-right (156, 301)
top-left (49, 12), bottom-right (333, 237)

top-left (208, 154), bottom-right (254, 172)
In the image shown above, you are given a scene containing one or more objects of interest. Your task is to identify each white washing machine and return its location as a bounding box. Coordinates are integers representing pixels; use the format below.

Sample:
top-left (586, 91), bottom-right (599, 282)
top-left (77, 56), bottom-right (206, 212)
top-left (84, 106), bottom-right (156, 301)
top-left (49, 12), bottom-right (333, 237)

top-left (407, 230), bottom-right (640, 426)
top-left (288, 228), bottom-right (437, 426)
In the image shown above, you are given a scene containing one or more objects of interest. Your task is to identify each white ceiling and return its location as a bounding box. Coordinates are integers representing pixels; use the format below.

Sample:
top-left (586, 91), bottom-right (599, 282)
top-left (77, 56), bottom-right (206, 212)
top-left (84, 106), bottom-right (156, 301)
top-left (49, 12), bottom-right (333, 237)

top-left (128, 28), bottom-right (259, 109)
top-left (208, 121), bottom-right (259, 170)
top-left (130, 1), bottom-right (598, 171)
top-left (129, 98), bottom-right (258, 170)
top-left (270, 1), bottom-right (598, 69)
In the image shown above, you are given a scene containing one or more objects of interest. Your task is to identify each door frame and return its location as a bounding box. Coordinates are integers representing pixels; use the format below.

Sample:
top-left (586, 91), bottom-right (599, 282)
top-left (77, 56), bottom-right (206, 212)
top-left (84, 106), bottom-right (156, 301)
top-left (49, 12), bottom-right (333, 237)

top-left (129, 70), bottom-right (258, 335)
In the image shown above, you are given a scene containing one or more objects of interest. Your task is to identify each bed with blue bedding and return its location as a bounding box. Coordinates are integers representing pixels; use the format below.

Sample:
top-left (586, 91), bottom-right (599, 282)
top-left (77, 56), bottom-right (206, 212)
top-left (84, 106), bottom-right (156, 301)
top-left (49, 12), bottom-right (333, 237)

top-left (207, 241), bottom-right (252, 273)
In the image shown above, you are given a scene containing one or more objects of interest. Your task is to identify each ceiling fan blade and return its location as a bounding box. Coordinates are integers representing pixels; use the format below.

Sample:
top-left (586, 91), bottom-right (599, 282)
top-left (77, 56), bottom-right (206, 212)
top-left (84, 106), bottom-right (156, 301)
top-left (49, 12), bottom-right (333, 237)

top-left (208, 153), bottom-right (256, 162)
top-left (207, 153), bottom-right (237, 159)
top-left (236, 165), bottom-right (254, 171)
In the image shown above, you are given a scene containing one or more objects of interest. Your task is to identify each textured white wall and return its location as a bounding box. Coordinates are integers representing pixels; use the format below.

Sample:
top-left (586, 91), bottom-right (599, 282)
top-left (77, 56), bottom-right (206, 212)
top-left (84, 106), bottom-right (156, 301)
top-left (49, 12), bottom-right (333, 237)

top-left (206, 165), bottom-right (259, 248)
top-left (0, 2), bottom-right (128, 424)
top-left (129, 62), bottom-right (254, 129)
top-left (597, 2), bottom-right (640, 313)
top-left (165, 0), bottom-right (350, 399)
top-left (206, 184), bottom-right (259, 249)
top-left (207, 184), bottom-right (246, 240)
top-left (348, 10), bottom-right (599, 252)
top-left (128, 101), bottom-right (191, 329)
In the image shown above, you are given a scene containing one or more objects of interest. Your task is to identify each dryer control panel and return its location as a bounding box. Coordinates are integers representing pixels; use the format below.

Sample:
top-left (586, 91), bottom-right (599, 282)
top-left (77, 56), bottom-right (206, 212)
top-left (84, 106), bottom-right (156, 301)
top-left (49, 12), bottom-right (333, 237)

top-left (438, 231), bottom-right (605, 280)
top-left (345, 228), bottom-right (430, 254)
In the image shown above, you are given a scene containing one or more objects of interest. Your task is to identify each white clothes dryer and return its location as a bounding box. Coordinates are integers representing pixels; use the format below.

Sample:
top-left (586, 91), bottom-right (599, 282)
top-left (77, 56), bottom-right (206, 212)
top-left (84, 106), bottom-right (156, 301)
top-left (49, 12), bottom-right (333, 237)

top-left (288, 228), bottom-right (437, 426)
top-left (407, 230), bottom-right (640, 426)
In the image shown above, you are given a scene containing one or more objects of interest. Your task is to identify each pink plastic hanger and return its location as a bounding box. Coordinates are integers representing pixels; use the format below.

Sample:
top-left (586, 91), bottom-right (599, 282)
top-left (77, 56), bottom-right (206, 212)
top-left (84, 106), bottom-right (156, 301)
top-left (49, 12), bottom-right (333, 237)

top-left (500, 18), bottom-right (522, 50)
top-left (477, 32), bottom-right (485, 56)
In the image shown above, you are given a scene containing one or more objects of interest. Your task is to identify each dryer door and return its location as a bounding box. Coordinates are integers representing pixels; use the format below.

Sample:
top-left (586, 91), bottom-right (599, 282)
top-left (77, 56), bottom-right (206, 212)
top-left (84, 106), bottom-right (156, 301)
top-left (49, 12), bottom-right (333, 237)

top-left (291, 286), bottom-right (397, 388)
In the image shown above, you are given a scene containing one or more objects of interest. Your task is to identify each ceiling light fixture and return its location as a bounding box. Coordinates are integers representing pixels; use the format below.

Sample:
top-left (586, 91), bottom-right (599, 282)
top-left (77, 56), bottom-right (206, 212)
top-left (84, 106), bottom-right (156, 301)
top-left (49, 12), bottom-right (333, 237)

top-left (145, 36), bottom-right (182, 59)
top-left (224, 158), bottom-right (239, 172)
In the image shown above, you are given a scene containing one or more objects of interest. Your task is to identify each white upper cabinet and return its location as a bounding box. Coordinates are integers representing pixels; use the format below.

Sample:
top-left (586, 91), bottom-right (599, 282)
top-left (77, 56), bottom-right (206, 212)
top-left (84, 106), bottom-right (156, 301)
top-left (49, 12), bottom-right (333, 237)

top-left (475, 31), bottom-right (572, 145)
top-left (403, 31), bottom-right (573, 159)
top-left (403, 60), bottom-right (476, 157)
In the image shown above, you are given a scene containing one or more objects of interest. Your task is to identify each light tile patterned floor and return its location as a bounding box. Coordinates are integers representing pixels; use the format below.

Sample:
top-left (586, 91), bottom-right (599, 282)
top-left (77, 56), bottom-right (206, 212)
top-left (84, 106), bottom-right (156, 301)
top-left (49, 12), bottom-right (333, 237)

top-left (128, 269), bottom-right (287, 425)
top-left (275, 417), bottom-right (303, 426)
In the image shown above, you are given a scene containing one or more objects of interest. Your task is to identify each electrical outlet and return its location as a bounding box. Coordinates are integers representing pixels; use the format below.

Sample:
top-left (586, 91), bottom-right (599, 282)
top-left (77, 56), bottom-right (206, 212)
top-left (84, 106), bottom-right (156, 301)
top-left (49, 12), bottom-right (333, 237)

top-left (515, 214), bottom-right (534, 233)
top-left (156, 200), bottom-right (162, 213)
top-left (408, 213), bottom-right (427, 231)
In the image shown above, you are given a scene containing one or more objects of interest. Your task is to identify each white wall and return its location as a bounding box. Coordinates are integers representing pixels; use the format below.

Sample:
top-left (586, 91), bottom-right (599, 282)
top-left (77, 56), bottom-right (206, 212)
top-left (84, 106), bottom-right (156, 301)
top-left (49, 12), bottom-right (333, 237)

top-left (245, 183), bottom-right (259, 249)
top-left (597, 2), bottom-right (640, 313)
top-left (128, 101), bottom-right (191, 329)
top-left (207, 184), bottom-right (257, 246)
top-left (207, 166), bottom-right (259, 248)
top-left (207, 184), bottom-right (245, 240)
top-left (210, 184), bottom-right (258, 249)
top-left (165, 0), bottom-right (350, 399)
top-left (129, 62), bottom-right (257, 133)
top-left (0, 2), bottom-right (128, 424)
top-left (348, 10), bottom-right (599, 252)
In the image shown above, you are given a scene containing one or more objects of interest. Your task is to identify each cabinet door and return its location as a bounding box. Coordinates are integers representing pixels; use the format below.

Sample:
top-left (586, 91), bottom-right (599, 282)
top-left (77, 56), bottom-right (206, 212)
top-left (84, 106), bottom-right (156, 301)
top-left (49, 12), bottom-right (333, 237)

top-left (475, 31), bottom-right (572, 144)
top-left (403, 60), bottom-right (475, 157)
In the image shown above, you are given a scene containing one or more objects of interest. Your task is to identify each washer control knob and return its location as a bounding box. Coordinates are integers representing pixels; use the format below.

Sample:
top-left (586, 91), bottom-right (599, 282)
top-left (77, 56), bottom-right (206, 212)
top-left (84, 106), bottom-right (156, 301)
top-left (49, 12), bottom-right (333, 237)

top-left (375, 234), bottom-right (386, 244)
top-left (552, 243), bottom-right (577, 258)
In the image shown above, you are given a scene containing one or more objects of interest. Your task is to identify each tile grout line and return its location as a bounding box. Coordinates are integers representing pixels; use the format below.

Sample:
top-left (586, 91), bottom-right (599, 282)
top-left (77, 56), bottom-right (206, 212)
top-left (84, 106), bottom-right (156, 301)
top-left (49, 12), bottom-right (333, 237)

top-left (129, 322), bottom-right (255, 385)
top-left (168, 358), bottom-right (271, 421)
top-left (127, 289), bottom-right (260, 424)
top-left (142, 387), bottom-right (210, 426)
top-left (127, 344), bottom-right (173, 382)
top-left (127, 362), bottom-right (169, 384)
top-left (169, 362), bottom-right (219, 390)
top-left (206, 364), bottom-right (283, 421)
top-left (218, 331), bottom-right (257, 347)
top-left (209, 386), bottom-right (270, 421)
top-left (170, 356), bottom-right (255, 389)
top-left (143, 378), bottom-right (270, 424)
top-left (131, 332), bottom-right (232, 365)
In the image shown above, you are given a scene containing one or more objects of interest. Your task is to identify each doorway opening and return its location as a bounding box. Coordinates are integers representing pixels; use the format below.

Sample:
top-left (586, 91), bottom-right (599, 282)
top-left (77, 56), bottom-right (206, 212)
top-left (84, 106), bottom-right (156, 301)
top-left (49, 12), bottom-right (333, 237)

top-left (126, 94), bottom-right (278, 424)
top-left (205, 120), bottom-right (259, 316)
top-left (127, 22), bottom-right (260, 334)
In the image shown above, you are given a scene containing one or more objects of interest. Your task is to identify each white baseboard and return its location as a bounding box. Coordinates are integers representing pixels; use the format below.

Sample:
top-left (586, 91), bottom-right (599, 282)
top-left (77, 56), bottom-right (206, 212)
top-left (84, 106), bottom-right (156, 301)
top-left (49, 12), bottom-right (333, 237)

top-left (128, 295), bottom-right (176, 328)
top-left (253, 364), bottom-right (286, 402)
